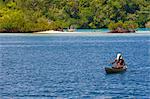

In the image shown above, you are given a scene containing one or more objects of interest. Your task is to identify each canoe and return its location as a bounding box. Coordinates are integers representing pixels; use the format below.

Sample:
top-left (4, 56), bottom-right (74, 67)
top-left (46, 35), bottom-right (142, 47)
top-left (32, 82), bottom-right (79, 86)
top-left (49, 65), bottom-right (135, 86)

top-left (67, 29), bottom-right (76, 32)
top-left (105, 66), bottom-right (127, 74)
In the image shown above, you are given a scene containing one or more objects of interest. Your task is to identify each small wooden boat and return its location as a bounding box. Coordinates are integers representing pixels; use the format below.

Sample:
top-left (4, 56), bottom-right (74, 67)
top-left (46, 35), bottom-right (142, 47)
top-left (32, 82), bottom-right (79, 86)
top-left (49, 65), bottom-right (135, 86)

top-left (67, 28), bottom-right (76, 32)
top-left (67, 25), bottom-right (76, 32)
top-left (105, 66), bottom-right (127, 74)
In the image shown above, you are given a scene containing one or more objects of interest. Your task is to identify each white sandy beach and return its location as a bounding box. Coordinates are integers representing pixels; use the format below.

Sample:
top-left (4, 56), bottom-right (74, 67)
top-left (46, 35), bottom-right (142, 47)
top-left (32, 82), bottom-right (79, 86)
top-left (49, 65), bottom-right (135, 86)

top-left (0, 30), bottom-right (150, 36)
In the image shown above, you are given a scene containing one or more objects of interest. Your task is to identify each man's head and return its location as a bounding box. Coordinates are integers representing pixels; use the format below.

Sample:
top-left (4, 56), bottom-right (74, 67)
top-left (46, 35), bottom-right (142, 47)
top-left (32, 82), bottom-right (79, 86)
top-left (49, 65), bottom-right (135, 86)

top-left (117, 53), bottom-right (123, 60)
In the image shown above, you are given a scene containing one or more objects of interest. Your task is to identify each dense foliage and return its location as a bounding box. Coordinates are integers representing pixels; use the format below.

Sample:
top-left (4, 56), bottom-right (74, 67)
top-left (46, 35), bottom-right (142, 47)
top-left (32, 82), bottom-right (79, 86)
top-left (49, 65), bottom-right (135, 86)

top-left (108, 21), bottom-right (138, 32)
top-left (0, 0), bottom-right (149, 32)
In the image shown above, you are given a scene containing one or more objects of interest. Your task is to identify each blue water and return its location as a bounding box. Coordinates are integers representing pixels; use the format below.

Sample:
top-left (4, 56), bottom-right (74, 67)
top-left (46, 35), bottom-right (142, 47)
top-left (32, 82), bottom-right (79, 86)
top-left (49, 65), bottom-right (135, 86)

top-left (137, 28), bottom-right (150, 31)
top-left (76, 28), bottom-right (109, 32)
top-left (0, 35), bottom-right (150, 99)
top-left (68, 28), bottom-right (150, 32)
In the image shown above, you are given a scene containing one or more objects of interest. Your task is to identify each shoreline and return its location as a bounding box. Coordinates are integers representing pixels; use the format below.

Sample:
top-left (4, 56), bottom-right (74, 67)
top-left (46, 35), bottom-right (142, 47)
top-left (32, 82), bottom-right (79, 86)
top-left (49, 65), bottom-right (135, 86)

top-left (0, 30), bottom-right (150, 36)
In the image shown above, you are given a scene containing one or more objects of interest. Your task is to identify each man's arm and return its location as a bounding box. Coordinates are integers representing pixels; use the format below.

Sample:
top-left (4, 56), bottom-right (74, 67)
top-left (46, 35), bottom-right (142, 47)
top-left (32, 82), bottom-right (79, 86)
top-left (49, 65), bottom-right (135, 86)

top-left (112, 59), bottom-right (117, 64)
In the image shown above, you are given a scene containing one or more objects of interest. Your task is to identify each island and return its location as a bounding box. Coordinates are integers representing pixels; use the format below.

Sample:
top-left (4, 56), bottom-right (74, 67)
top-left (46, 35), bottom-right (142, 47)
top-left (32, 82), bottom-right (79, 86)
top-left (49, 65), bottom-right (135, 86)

top-left (0, 0), bottom-right (149, 33)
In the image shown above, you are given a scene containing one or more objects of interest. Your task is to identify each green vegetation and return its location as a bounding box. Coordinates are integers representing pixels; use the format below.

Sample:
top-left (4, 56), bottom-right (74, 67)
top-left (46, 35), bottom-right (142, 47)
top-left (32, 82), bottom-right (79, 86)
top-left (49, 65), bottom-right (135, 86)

top-left (145, 21), bottom-right (150, 28)
top-left (108, 21), bottom-right (138, 32)
top-left (0, 0), bottom-right (149, 32)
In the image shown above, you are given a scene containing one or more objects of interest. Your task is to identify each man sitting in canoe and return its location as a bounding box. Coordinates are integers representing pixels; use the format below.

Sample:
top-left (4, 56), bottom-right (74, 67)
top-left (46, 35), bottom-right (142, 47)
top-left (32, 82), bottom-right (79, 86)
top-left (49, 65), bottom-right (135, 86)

top-left (112, 53), bottom-right (125, 68)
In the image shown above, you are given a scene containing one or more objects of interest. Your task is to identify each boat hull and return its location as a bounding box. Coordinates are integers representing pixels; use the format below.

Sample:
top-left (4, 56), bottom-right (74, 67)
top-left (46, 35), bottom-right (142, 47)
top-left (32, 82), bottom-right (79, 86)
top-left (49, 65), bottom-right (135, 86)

top-left (105, 66), bottom-right (127, 74)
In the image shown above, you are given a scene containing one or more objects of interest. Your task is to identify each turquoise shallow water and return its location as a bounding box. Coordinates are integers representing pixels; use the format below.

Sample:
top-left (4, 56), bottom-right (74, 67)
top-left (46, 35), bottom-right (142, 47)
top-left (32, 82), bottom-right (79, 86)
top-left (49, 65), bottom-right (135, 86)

top-left (74, 28), bottom-right (150, 32)
top-left (0, 35), bottom-right (150, 98)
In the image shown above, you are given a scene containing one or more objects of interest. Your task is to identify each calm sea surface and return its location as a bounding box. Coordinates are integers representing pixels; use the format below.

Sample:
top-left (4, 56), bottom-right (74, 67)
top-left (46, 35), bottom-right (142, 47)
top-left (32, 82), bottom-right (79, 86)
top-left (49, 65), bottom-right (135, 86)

top-left (0, 34), bottom-right (150, 99)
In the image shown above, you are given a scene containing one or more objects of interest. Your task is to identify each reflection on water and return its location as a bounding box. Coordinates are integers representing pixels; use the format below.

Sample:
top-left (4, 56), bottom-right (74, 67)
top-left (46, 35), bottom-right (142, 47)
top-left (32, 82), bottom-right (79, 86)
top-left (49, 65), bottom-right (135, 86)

top-left (0, 35), bottom-right (150, 98)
